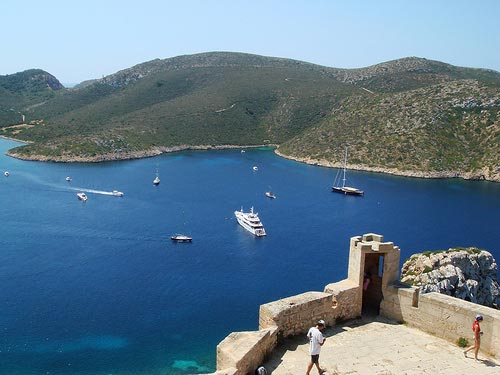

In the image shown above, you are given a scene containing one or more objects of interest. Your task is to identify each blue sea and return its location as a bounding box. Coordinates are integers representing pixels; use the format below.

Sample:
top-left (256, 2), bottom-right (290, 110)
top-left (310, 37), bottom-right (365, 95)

top-left (1, 138), bottom-right (499, 375)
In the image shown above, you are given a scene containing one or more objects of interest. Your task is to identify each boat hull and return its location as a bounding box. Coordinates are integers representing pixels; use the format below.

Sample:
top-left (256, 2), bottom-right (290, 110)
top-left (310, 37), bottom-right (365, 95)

top-left (171, 235), bottom-right (192, 243)
top-left (332, 186), bottom-right (364, 196)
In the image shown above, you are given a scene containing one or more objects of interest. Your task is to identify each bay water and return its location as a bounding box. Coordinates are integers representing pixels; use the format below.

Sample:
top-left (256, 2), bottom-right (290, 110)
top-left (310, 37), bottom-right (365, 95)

top-left (0, 138), bottom-right (499, 375)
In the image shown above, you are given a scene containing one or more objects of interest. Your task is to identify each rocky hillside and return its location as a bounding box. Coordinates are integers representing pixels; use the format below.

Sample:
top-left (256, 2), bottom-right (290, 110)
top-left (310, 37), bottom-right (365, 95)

top-left (401, 248), bottom-right (500, 308)
top-left (279, 78), bottom-right (500, 180)
top-left (0, 69), bottom-right (63, 124)
top-left (1, 52), bottom-right (499, 181)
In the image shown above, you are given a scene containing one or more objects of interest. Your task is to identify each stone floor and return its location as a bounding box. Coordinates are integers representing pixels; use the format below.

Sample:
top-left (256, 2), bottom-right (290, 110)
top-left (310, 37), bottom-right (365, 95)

top-left (263, 316), bottom-right (499, 375)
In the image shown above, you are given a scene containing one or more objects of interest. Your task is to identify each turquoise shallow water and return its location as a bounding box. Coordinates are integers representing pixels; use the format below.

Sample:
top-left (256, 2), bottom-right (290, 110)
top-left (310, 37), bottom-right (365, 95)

top-left (0, 138), bottom-right (499, 374)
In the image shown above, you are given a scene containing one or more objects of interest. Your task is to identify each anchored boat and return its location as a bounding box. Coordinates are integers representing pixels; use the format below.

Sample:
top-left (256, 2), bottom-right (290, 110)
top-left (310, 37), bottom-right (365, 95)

top-left (332, 147), bottom-right (364, 196)
top-left (171, 234), bottom-right (193, 243)
top-left (234, 206), bottom-right (266, 236)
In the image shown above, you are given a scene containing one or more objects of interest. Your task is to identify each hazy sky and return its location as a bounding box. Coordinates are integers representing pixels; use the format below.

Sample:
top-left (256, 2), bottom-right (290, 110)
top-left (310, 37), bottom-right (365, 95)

top-left (2, 0), bottom-right (499, 84)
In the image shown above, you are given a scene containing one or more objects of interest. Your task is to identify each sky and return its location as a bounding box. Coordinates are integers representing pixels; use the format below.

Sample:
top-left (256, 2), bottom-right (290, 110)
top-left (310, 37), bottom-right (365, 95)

top-left (1, 0), bottom-right (499, 84)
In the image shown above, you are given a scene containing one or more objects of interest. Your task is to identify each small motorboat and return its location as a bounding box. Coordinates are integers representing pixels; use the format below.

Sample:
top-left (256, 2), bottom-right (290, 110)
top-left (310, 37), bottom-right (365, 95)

top-left (4, 171), bottom-right (9, 177)
top-left (252, 166), bottom-right (258, 171)
top-left (265, 191), bottom-right (277, 199)
top-left (66, 176), bottom-right (72, 182)
top-left (153, 176), bottom-right (160, 185)
top-left (112, 190), bottom-right (124, 197)
top-left (171, 234), bottom-right (192, 243)
top-left (77, 192), bottom-right (88, 202)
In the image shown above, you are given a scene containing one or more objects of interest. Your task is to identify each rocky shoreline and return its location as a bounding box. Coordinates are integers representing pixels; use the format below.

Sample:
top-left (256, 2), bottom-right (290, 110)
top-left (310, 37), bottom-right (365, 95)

top-left (4, 142), bottom-right (274, 163)
top-left (274, 149), bottom-right (500, 183)
top-left (2, 137), bottom-right (499, 182)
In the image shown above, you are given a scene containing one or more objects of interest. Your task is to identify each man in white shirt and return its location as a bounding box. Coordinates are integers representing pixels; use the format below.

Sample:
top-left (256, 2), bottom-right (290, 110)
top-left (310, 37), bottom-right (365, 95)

top-left (306, 319), bottom-right (326, 375)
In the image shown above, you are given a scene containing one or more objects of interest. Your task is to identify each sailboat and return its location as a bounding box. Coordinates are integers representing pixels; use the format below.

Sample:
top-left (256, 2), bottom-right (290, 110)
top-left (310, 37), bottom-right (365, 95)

top-left (153, 168), bottom-right (160, 186)
top-left (332, 147), bottom-right (364, 196)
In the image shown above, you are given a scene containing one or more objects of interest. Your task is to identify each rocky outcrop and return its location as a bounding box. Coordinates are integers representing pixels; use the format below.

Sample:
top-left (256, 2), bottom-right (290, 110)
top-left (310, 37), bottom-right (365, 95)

top-left (401, 248), bottom-right (500, 308)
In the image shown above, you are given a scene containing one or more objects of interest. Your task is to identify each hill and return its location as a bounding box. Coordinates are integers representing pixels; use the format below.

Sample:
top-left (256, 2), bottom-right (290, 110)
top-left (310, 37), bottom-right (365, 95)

top-left (0, 69), bottom-right (63, 125)
top-left (1, 52), bottom-right (499, 181)
top-left (278, 78), bottom-right (500, 180)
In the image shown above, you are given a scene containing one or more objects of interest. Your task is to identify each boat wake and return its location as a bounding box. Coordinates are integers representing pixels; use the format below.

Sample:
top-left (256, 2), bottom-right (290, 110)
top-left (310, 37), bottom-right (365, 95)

top-left (69, 187), bottom-right (116, 196)
top-left (4, 172), bottom-right (121, 196)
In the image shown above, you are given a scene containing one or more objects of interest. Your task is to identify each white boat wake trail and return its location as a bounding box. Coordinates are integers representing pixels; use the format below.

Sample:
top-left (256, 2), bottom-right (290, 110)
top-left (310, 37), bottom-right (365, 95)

top-left (9, 172), bottom-right (118, 196)
top-left (69, 187), bottom-right (114, 195)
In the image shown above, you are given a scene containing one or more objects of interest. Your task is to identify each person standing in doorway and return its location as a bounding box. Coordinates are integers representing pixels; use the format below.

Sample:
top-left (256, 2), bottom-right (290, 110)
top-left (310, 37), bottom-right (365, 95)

top-left (306, 320), bottom-right (326, 375)
top-left (464, 314), bottom-right (483, 361)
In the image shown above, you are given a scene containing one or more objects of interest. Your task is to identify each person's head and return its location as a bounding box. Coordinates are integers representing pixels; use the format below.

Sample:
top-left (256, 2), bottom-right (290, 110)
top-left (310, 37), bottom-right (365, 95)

top-left (475, 314), bottom-right (483, 322)
top-left (317, 319), bottom-right (325, 330)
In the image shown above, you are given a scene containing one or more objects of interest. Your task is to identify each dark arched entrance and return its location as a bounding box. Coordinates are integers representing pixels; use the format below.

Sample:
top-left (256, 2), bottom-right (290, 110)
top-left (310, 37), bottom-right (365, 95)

top-left (362, 253), bottom-right (384, 315)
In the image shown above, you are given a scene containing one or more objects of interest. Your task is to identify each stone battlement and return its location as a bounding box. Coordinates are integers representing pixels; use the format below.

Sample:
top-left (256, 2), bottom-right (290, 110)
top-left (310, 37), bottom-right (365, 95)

top-left (204, 234), bottom-right (500, 375)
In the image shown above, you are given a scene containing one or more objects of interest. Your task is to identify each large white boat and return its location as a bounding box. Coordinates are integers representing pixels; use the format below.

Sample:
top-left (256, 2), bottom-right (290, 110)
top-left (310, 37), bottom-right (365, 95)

top-left (77, 192), bottom-right (88, 202)
top-left (234, 207), bottom-right (266, 236)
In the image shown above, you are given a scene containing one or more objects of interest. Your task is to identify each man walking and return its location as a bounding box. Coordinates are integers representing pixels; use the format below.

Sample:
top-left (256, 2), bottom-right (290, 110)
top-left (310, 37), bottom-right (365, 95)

top-left (306, 319), bottom-right (326, 375)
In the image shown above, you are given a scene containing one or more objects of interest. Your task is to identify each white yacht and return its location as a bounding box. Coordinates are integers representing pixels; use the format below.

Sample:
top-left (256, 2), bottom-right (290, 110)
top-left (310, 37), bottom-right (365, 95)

top-left (77, 192), bottom-right (88, 202)
top-left (112, 190), bottom-right (124, 197)
top-left (171, 234), bottom-right (192, 243)
top-left (66, 176), bottom-right (71, 182)
top-left (234, 207), bottom-right (266, 236)
top-left (4, 171), bottom-right (9, 177)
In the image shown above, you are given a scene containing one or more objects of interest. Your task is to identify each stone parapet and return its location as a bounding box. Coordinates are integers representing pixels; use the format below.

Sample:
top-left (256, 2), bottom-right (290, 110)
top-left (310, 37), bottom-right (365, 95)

top-left (381, 284), bottom-right (500, 357)
top-left (324, 279), bottom-right (360, 321)
top-left (207, 233), bottom-right (500, 375)
top-left (259, 291), bottom-right (335, 337)
top-left (216, 328), bottom-right (277, 375)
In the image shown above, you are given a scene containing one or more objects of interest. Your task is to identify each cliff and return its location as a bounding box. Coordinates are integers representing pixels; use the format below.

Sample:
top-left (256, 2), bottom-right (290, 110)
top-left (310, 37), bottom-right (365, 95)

top-left (401, 248), bottom-right (500, 308)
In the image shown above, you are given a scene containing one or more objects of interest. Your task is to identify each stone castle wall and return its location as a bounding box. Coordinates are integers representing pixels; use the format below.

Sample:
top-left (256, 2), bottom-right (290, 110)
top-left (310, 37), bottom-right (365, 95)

top-left (204, 234), bottom-right (500, 375)
top-left (381, 282), bottom-right (500, 356)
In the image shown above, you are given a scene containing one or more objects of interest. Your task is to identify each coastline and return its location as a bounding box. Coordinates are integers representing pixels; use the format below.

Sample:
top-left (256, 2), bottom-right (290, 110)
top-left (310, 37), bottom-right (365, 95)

top-left (2, 136), bottom-right (499, 182)
top-left (274, 148), bottom-right (500, 183)
top-left (3, 142), bottom-right (276, 163)
top-left (0, 134), bottom-right (30, 144)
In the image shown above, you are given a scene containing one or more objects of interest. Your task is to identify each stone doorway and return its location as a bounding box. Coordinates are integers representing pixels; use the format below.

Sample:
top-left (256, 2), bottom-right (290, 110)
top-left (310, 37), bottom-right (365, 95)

top-left (362, 253), bottom-right (384, 315)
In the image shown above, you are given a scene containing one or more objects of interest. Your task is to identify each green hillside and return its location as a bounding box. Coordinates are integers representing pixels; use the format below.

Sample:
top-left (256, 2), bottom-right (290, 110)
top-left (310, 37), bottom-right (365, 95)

top-left (0, 69), bottom-right (63, 125)
top-left (279, 79), bottom-right (500, 178)
top-left (1, 52), bottom-right (499, 181)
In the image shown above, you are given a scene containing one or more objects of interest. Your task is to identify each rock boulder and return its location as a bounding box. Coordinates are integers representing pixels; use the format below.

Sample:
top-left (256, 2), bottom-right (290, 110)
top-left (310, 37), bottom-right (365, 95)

top-left (401, 248), bottom-right (500, 308)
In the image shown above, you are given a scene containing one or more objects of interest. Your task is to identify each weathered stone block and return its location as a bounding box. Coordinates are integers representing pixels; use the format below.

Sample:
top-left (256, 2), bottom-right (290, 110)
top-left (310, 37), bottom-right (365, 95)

top-left (216, 328), bottom-right (277, 375)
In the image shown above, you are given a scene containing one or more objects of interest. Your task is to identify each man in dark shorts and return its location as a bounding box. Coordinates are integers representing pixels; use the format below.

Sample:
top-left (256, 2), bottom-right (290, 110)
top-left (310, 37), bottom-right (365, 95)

top-left (306, 320), bottom-right (326, 375)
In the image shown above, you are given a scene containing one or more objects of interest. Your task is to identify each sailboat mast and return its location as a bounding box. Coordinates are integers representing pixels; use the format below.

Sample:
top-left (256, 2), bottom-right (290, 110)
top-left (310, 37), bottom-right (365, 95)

top-left (342, 147), bottom-right (348, 188)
